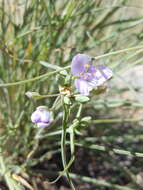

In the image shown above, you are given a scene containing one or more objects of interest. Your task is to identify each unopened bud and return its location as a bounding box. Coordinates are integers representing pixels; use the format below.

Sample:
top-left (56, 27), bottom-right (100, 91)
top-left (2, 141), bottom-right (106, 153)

top-left (25, 91), bottom-right (41, 99)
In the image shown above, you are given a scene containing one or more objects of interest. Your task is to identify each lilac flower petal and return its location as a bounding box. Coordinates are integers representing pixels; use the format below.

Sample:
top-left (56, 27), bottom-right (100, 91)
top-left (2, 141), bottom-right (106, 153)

top-left (88, 78), bottom-right (99, 87)
top-left (37, 122), bottom-right (50, 128)
top-left (31, 110), bottom-right (41, 123)
top-left (74, 79), bottom-right (93, 96)
top-left (97, 65), bottom-right (113, 81)
top-left (38, 109), bottom-right (50, 123)
top-left (88, 66), bottom-right (113, 87)
top-left (71, 54), bottom-right (91, 76)
top-left (88, 64), bottom-right (96, 73)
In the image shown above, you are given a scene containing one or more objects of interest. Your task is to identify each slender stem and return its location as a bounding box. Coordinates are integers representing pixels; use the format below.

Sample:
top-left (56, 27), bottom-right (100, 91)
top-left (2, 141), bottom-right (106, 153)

top-left (32, 169), bottom-right (134, 190)
top-left (76, 104), bottom-right (83, 119)
top-left (61, 102), bottom-right (75, 190)
top-left (70, 128), bottom-right (75, 157)
top-left (75, 143), bottom-right (143, 158)
top-left (22, 128), bottom-right (44, 168)
top-left (93, 44), bottom-right (143, 60)
top-left (0, 66), bottom-right (70, 87)
top-left (38, 93), bottom-right (60, 100)
top-left (91, 118), bottom-right (142, 124)
top-left (50, 96), bottom-right (61, 111)
top-left (48, 153), bottom-right (76, 184)
top-left (68, 173), bottom-right (134, 190)
top-left (69, 104), bottom-right (83, 181)
top-left (1, 45), bottom-right (143, 88)
top-left (70, 104), bottom-right (83, 155)
top-left (61, 104), bottom-right (67, 168)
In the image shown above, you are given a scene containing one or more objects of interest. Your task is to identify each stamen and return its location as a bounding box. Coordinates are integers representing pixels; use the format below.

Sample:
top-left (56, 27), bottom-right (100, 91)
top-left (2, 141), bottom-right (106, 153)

top-left (80, 72), bottom-right (88, 80)
top-left (80, 72), bottom-right (84, 76)
top-left (84, 64), bottom-right (90, 68)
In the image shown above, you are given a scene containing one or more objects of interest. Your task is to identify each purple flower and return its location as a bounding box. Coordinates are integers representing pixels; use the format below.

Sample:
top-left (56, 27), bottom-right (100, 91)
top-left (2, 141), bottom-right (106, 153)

top-left (31, 106), bottom-right (52, 128)
top-left (71, 54), bottom-right (113, 96)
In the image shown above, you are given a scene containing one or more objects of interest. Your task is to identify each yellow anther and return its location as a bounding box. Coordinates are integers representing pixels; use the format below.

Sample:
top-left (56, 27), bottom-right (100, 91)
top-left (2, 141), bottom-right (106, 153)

top-left (84, 64), bottom-right (90, 68)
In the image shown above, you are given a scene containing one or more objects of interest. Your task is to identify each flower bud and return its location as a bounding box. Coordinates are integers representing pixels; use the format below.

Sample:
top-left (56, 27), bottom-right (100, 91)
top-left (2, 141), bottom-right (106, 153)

top-left (31, 106), bottom-right (52, 128)
top-left (25, 91), bottom-right (41, 99)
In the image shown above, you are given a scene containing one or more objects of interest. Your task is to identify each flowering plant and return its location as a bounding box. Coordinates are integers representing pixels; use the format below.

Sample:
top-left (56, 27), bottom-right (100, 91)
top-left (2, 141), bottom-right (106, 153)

top-left (27, 53), bottom-right (113, 189)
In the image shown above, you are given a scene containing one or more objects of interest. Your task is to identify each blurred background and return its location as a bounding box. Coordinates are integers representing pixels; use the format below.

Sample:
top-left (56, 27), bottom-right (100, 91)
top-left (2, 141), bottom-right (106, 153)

top-left (0, 0), bottom-right (143, 189)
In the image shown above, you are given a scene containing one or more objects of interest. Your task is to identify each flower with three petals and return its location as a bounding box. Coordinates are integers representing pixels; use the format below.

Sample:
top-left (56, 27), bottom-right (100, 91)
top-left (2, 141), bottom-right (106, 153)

top-left (71, 53), bottom-right (113, 96)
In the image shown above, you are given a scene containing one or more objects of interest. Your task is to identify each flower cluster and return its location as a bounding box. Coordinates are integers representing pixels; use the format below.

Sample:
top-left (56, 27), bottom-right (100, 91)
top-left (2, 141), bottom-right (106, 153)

top-left (30, 53), bottom-right (113, 128)
top-left (71, 54), bottom-right (113, 96)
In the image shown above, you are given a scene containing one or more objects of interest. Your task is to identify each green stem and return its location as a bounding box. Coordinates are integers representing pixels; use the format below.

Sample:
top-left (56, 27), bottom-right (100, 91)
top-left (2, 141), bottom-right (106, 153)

top-left (22, 127), bottom-right (44, 168)
top-left (93, 44), bottom-right (143, 60)
top-left (70, 128), bottom-right (75, 157)
top-left (0, 66), bottom-right (70, 87)
top-left (61, 102), bottom-right (75, 190)
top-left (36, 93), bottom-right (60, 100)
top-left (61, 104), bottom-right (67, 168)
top-left (91, 118), bottom-right (142, 124)
top-left (1, 45), bottom-right (143, 88)
top-left (70, 104), bottom-right (83, 154)
top-left (38, 117), bottom-right (142, 139)
top-left (68, 173), bottom-right (134, 190)
top-left (50, 96), bottom-right (61, 111)
top-left (76, 104), bottom-right (83, 119)
top-left (75, 143), bottom-right (143, 158)
top-left (69, 104), bottom-right (83, 182)
top-left (48, 153), bottom-right (75, 184)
